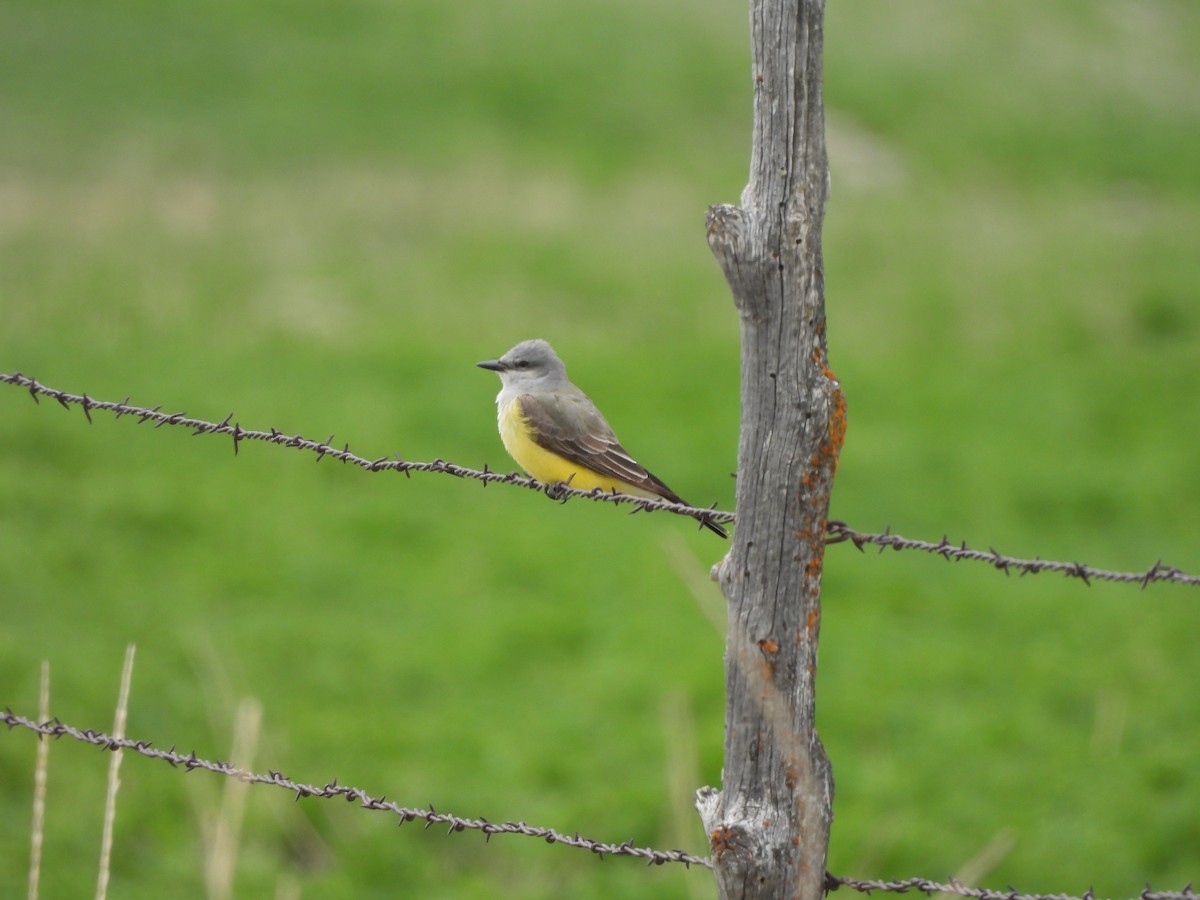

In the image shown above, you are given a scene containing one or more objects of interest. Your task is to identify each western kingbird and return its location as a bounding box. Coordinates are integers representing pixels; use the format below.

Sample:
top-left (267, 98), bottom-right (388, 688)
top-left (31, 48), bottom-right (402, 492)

top-left (477, 339), bottom-right (728, 537)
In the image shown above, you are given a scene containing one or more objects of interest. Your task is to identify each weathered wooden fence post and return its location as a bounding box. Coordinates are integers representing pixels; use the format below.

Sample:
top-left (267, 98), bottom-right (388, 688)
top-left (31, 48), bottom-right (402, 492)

top-left (695, 0), bottom-right (843, 898)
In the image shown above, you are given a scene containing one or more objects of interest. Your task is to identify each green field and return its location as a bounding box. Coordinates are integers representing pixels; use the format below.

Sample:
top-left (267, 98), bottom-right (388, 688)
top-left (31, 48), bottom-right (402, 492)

top-left (2, 1), bottom-right (1198, 896)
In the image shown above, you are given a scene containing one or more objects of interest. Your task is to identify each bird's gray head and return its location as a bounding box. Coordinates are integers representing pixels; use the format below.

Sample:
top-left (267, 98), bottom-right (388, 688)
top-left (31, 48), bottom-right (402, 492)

top-left (476, 339), bottom-right (569, 392)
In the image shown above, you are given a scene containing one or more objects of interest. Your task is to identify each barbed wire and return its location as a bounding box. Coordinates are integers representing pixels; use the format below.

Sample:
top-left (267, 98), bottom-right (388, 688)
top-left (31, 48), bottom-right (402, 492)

top-left (4, 709), bottom-right (1193, 900)
top-left (3, 372), bottom-right (1197, 589)
top-left (825, 522), bottom-right (1200, 589)
top-left (0, 372), bottom-right (732, 533)
top-left (0, 709), bottom-right (712, 868)
top-left (825, 875), bottom-right (1197, 900)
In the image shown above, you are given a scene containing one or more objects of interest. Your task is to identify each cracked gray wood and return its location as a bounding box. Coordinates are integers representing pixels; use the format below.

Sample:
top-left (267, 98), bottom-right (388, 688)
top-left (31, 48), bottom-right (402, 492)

top-left (696, 1), bottom-right (843, 898)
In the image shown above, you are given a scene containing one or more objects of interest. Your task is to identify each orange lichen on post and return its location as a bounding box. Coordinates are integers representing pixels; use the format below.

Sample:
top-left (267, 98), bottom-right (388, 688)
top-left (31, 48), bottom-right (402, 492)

top-left (826, 387), bottom-right (847, 469)
top-left (710, 826), bottom-right (735, 855)
top-left (805, 607), bottom-right (820, 637)
top-left (785, 764), bottom-right (800, 791)
top-left (791, 351), bottom-right (846, 587)
top-left (756, 638), bottom-right (780, 678)
top-left (812, 346), bottom-right (836, 383)
top-left (796, 349), bottom-right (845, 541)
top-left (708, 824), bottom-right (754, 864)
top-left (812, 347), bottom-right (847, 473)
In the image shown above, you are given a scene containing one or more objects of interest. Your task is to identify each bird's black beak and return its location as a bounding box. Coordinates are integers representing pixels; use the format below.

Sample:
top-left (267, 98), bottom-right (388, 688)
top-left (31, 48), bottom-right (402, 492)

top-left (476, 359), bottom-right (506, 372)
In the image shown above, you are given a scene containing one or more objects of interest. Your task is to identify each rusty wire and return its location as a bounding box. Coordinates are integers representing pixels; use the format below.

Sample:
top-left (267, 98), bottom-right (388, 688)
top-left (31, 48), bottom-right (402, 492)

top-left (825, 874), bottom-right (1198, 900)
top-left (0, 372), bottom-right (732, 533)
top-left (825, 521), bottom-right (1200, 588)
top-left (0, 710), bottom-right (712, 868)
top-left (3, 371), bottom-right (1197, 589)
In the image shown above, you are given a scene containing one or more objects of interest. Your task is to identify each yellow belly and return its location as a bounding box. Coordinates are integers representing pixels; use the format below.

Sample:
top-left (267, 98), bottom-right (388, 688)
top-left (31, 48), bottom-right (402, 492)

top-left (498, 397), bottom-right (652, 496)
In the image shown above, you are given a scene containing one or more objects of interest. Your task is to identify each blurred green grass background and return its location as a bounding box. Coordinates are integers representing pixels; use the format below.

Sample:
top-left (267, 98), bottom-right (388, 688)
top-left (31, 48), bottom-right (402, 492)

top-left (2, 0), bottom-right (1198, 896)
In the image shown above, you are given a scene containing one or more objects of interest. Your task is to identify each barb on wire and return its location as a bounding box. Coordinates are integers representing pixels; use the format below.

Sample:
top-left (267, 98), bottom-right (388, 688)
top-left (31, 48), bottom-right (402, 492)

top-left (4, 372), bottom-right (1197, 588)
top-left (0, 372), bottom-right (733, 534)
top-left (825, 521), bottom-right (1200, 589)
top-left (0, 709), bottom-right (712, 869)
top-left (825, 873), bottom-right (1198, 900)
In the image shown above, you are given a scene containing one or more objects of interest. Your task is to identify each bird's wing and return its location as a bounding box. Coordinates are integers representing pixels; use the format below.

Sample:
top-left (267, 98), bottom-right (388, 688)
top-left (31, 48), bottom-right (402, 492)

top-left (517, 390), bottom-right (683, 503)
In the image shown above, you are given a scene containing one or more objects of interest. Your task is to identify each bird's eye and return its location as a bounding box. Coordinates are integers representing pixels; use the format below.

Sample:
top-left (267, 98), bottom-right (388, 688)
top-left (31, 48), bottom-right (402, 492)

top-left (515, 360), bottom-right (530, 369)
